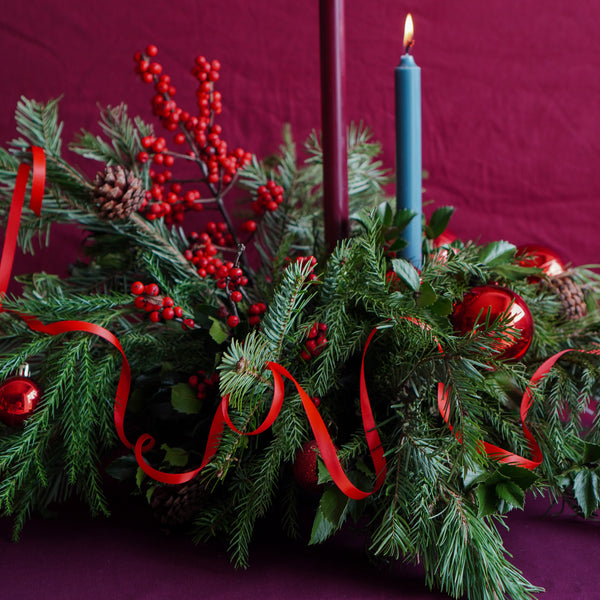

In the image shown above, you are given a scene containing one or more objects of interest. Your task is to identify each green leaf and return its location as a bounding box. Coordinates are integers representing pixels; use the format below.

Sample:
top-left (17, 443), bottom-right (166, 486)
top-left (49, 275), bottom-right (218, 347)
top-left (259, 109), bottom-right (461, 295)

top-left (309, 487), bottom-right (350, 544)
top-left (393, 207), bottom-right (417, 230)
top-left (476, 483), bottom-right (498, 517)
top-left (425, 206), bottom-right (454, 239)
top-left (492, 264), bottom-right (541, 281)
top-left (430, 296), bottom-right (453, 316)
top-left (582, 442), bottom-right (600, 465)
top-left (376, 201), bottom-right (394, 226)
top-left (391, 258), bottom-right (420, 291)
top-left (104, 454), bottom-right (138, 482)
top-left (497, 464), bottom-right (539, 490)
top-left (573, 469), bottom-right (600, 517)
top-left (171, 382), bottom-right (202, 414)
top-left (478, 241), bottom-right (517, 266)
top-left (160, 443), bottom-right (189, 467)
top-left (209, 317), bottom-right (229, 344)
top-left (463, 465), bottom-right (487, 489)
top-left (416, 281), bottom-right (437, 308)
top-left (496, 481), bottom-right (525, 509)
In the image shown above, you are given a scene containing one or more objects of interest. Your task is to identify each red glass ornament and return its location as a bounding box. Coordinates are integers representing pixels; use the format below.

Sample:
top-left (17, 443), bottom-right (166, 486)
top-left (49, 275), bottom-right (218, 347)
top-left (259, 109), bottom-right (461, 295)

top-left (452, 285), bottom-right (534, 361)
top-left (292, 440), bottom-right (323, 493)
top-left (0, 366), bottom-right (41, 427)
top-left (516, 245), bottom-right (565, 277)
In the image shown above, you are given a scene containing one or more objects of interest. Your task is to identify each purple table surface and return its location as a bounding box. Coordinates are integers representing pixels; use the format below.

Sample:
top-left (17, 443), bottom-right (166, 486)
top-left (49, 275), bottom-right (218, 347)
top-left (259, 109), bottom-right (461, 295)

top-left (1, 493), bottom-right (598, 600)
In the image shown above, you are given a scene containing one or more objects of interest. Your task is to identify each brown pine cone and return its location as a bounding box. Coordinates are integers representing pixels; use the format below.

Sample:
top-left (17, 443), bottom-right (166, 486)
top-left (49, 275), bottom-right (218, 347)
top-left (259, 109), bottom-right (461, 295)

top-left (92, 165), bottom-right (145, 220)
top-left (548, 273), bottom-right (586, 321)
top-left (149, 477), bottom-right (208, 530)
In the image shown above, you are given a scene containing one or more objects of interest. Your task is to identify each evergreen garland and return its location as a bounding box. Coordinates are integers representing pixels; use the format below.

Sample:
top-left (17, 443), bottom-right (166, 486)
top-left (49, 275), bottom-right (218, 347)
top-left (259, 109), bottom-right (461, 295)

top-left (0, 50), bottom-right (598, 600)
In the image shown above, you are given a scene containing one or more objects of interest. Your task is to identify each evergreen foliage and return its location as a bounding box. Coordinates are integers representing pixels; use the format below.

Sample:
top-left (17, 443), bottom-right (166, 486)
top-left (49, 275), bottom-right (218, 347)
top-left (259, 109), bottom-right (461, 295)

top-left (0, 93), bottom-right (599, 600)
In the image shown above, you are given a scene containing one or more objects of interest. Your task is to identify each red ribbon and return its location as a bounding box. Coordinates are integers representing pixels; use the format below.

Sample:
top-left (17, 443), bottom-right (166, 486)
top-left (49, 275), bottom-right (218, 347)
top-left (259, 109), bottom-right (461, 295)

top-left (0, 147), bottom-right (386, 498)
top-left (134, 328), bottom-right (388, 500)
top-left (2, 148), bottom-right (597, 495)
top-left (0, 146), bottom-right (45, 295)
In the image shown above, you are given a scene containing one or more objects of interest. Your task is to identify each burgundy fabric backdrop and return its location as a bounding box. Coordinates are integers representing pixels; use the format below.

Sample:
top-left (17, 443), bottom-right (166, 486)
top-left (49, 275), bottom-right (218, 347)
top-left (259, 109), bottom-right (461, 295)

top-left (1, 2), bottom-right (600, 599)
top-left (1, 0), bottom-right (599, 273)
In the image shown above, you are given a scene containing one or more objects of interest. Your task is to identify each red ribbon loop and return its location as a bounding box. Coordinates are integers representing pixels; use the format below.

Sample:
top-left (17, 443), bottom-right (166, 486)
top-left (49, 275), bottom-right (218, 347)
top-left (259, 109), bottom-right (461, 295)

top-left (135, 330), bottom-right (388, 500)
top-left (0, 146), bottom-right (45, 297)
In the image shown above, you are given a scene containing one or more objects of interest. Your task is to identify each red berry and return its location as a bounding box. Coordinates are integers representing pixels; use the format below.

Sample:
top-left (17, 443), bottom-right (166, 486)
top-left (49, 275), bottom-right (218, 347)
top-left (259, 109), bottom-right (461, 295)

top-left (174, 306), bottom-right (184, 318)
top-left (146, 44), bottom-right (158, 57)
top-left (182, 318), bottom-right (195, 329)
top-left (227, 315), bottom-right (240, 328)
top-left (149, 311), bottom-right (161, 323)
top-left (162, 307), bottom-right (175, 320)
top-left (144, 283), bottom-right (159, 296)
top-left (231, 291), bottom-right (242, 303)
top-left (131, 281), bottom-right (144, 295)
top-left (133, 296), bottom-right (147, 310)
top-left (300, 349), bottom-right (312, 361)
top-left (137, 151), bottom-right (149, 163)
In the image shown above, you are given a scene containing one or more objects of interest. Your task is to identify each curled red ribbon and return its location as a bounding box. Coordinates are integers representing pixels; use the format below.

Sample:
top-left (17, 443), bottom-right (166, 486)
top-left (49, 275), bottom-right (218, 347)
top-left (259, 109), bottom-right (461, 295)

top-left (135, 328), bottom-right (388, 500)
top-left (2, 148), bottom-right (597, 497)
top-left (0, 147), bottom-right (387, 499)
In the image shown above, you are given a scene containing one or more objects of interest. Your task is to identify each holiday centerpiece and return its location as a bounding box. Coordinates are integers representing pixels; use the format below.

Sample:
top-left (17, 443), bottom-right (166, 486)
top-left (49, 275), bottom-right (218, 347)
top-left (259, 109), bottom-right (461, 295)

top-left (1, 40), bottom-right (600, 600)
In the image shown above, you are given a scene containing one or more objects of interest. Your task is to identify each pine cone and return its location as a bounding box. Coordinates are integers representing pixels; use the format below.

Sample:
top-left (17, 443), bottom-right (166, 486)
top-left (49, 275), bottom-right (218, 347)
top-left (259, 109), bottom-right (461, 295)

top-left (149, 477), bottom-right (208, 530)
top-left (92, 165), bottom-right (145, 220)
top-left (548, 273), bottom-right (586, 321)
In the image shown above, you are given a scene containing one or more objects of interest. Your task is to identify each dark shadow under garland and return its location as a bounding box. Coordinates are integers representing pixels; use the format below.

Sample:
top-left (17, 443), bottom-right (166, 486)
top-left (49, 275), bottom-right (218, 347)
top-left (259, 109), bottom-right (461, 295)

top-left (0, 46), bottom-right (599, 600)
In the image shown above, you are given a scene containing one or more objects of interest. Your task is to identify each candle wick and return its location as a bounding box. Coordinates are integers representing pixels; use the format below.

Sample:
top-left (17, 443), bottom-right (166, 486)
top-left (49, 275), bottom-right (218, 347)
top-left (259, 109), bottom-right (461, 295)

top-left (404, 39), bottom-right (415, 55)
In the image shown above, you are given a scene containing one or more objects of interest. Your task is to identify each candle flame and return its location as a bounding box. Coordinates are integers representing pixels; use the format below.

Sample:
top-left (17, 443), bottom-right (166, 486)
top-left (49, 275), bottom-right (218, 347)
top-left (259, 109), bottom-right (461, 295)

top-left (403, 14), bottom-right (415, 52)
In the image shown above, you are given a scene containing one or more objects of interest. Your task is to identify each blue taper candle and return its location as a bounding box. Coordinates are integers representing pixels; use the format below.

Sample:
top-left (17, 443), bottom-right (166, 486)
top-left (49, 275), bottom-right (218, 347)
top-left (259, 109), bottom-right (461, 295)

top-left (395, 14), bottom-right (422, 268)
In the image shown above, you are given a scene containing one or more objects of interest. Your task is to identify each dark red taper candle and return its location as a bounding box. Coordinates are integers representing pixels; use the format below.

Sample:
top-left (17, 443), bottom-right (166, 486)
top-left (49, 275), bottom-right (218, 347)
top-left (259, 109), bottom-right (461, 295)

top-left (319, 0), bottom-right (349, 250)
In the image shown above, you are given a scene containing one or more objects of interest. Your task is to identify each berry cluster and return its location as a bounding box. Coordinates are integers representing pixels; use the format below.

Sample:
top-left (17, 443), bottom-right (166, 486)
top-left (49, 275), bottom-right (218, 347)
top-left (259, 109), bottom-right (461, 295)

top-left (286, 255), bottom-right (319, 283)
top-left (253, 180), bottom-right (284, 215)
top-left (130, 281), bottom-right (195, 330)
top-left (300, 322), bottom-right (328, 361)
top-left (184, 227), bottom-right (248, 288)
top-left (133, 45), bottom-right (253, 223)
top-left (248, 302), bottom-right (267, 327)
top-left (188, 370), bottom-right (219, 401)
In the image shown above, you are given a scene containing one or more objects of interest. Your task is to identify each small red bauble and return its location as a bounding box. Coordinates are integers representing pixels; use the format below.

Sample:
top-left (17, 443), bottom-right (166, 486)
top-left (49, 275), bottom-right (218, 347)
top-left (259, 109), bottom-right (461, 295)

top-left (432, 229), bottom-right (458, 247)
top-left (292, 440), bottom-right (323, 494)
top-left (516, 245), bottom-right (565, 278)
top-left (0, 366), bottom-right (41, 427)
top-left (451, 285), bottom-right (534, 361)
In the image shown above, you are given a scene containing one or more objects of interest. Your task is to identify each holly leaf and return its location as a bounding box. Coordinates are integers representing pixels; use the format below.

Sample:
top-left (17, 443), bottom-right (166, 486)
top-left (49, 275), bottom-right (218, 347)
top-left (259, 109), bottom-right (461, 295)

top-left (425, 206), bottom-right (454, 239)
top-left (476, 482), bottom-right (499, 517)
top-left (309, 487), bottom-right (350, 544)
top-left (416, 281), bottom-right (437, 308)
top-left (209, 316), bottom-right (229, 344)
top-left (430, 295), bottom-right (453, 316)
top-left (391, 258), bottom-right (420, 291)
top-left (160, 443), bottom-right (189, 467)
top-left (496, 481), bottom-right (525, 509)
top-left (497, 464), bottom-right (539, 489)
top-left (393, 207), bottom-right (417, 231)
top-left (463, 465), bottom-right (488, 489)
top-left (582, 442), bottom-right (600, 465)
top-left (478, 241), bottom-right (516, 266)
top-left (171, 382), bottom-right (202, 414)
top-left (104, 454), bottom-right (138, 482)
top-left (573, 469), bottom-right (600, 517)
top-left (376, 201), bottom-right (394, 226)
